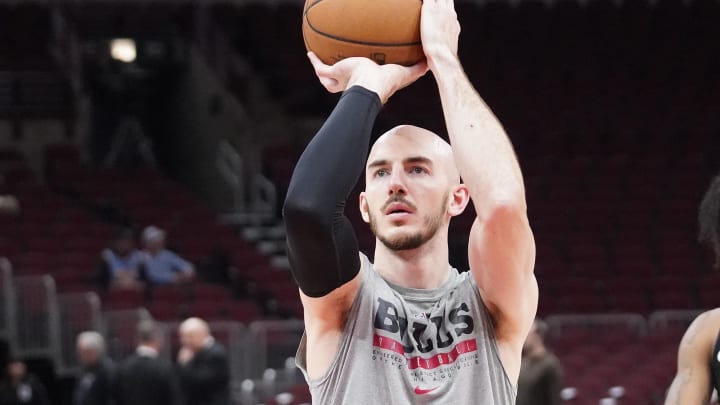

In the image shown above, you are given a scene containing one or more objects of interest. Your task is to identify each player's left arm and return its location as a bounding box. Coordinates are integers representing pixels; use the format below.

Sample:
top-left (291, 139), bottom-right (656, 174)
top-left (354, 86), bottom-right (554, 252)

top-left (664, 309), bottom-right (719, 405)
top-left (422, 0), bottom-right (537, 379)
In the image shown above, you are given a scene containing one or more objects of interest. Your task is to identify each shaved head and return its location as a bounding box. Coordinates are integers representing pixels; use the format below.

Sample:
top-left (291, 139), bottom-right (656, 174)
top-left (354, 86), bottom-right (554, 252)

top-left (180, 317), bottom-right (209, 334)
top-left (368, 125), bottom-right (460, 185)
top-left (76, 331), bottom-right (105, 366)
top-left (179, 317), bottom-right (211, 352)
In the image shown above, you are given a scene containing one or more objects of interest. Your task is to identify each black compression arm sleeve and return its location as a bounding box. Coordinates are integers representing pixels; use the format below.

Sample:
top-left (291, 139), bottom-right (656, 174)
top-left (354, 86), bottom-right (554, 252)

top-left (282, 86), bottom-right (381, 297)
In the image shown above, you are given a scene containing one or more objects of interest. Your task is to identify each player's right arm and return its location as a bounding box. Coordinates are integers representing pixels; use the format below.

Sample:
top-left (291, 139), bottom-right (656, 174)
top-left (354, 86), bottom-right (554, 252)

top-left (283, 53), bottom-right (427, 378)
top-left (665, 309), bottom-right (720, 405)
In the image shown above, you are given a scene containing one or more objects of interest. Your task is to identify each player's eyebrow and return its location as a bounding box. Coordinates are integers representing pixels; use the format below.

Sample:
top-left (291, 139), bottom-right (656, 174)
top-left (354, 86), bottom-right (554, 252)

top-left (367, 156), bottom-right (434, 170)
top-left (367, 159), bottom-right (389, 170)
top-left (404, 156), bottom-right (433, 167)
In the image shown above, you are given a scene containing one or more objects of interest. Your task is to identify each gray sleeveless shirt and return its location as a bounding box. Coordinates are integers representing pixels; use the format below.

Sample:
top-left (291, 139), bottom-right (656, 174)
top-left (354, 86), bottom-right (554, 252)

top-left (296, 254), bottom-right (516, 404)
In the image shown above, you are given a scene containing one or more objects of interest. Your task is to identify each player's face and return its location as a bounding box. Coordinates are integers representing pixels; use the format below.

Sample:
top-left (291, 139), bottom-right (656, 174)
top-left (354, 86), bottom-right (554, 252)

top-left (361, 127), bottom-right (458, 251)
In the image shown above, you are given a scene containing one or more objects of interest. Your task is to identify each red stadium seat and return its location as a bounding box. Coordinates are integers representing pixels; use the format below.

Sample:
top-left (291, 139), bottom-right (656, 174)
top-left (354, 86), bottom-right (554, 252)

top-left (148, 301), bottom-right (181, 321)
top-left (186, 301), bottom-right (230, 321)
top-left (193, 284), bottom-right (232, 302)
top-left (106, 287), bottom-right (145, 310)
top-left (151, 285), bottom-right (188, 304)
top-left (229, 300), bottom-right (264, 323)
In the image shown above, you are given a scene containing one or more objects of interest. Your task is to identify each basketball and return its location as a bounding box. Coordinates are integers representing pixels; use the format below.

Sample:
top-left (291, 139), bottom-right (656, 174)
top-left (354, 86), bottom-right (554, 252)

top-left (302, 0), bottom-right (424, 66)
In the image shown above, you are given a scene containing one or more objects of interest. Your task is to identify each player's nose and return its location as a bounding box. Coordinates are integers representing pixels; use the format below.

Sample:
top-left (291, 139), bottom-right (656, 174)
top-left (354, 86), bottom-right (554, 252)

top-left (388, 170), bottom-right (407, 195)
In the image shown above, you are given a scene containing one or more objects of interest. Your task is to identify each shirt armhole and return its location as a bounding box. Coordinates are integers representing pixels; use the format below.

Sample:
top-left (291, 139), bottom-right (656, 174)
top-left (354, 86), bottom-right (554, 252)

top-left (296, 253), bottom-right (372, 388)
top-left (467, 273), bottom-right (518, 395)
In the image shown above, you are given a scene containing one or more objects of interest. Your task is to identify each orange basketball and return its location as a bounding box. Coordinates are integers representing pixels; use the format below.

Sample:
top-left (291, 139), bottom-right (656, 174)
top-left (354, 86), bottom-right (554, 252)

top-left (302, 0), bottom-right (424, 66)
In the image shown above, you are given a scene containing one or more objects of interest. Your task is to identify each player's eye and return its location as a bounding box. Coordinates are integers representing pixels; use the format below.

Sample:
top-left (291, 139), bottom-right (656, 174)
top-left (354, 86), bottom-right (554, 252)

top-left (375, 168), bottom-right (389, 177)
top-left (410, 166), bottom-right (427, 174)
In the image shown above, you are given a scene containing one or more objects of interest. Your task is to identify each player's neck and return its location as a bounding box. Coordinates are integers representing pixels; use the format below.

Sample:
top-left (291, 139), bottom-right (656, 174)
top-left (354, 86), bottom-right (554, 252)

top-left (373, 234), bottom-right (451, 289)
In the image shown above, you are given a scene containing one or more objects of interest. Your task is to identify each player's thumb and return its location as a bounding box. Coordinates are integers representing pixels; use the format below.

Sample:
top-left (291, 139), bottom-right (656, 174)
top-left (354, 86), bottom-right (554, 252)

top-left (401, 59), bottom-right (429, 84)
top-left (412, 60), bottom-right (430, 77)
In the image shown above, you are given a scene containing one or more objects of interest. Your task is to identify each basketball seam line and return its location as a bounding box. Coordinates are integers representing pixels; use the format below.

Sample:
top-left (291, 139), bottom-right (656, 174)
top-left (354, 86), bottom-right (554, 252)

top-left (305, 19), bottom-right (422, 47)
top-left (305, 0), bottom-right (324, 13)
top-left (304, 2), bottom-right (422, 47)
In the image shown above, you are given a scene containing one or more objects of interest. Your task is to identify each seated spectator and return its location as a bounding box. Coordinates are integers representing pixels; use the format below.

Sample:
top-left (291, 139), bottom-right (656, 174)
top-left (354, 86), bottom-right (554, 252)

top-left (0, 357), bottom-right (50, 405)
top-left (139, 226), bottom-right (194, 286)
top-left (97, 229), bottom-right (142, 290)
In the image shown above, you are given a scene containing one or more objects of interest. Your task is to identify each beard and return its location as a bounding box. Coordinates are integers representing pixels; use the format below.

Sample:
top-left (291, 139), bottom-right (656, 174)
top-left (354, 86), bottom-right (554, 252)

top-left (369, 193), bottom-right (448, 251)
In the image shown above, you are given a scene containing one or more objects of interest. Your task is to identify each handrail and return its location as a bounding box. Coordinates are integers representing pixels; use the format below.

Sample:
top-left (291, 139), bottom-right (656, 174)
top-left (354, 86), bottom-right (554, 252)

top-left (648, 309), bottom-right (704, 331)
top-left (13, 275), bottom-right (62, 365)
top-left (216, 139), bottom-right (246, 213)
top-left (216, 139), bottom-right (277, 218)
top-left (0, 258), bottom-right (16, 353)
top-left (251, 172), bottom-right (277, 216)
top-left (545, 313), bottom-right (648, 337)
top-left (57, 292), bottom-right (103, 376)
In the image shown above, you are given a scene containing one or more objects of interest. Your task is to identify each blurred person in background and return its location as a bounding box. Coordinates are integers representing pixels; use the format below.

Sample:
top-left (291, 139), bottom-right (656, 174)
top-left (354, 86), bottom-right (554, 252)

top-left (97, 228), bottom-right (143, 290)
top-left (115, 320), bottom-right (179, 405)
top-left (177, 317), bottom-right (229, 405)
top-left (516, 319), bottom-right (563, 405)
top-left (666, 175), bottom-right (720, 403)
top-left (0, 357), bottom-right (49, 405)
top-left (0, 196), bottom-right (19, 216)
top-left (73, 332), bottom-right (114, 405)
top-left (140, 226), bottom-right (195, 286)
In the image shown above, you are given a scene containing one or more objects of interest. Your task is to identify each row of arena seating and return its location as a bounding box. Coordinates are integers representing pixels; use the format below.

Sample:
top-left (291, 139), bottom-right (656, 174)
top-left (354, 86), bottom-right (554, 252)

top-left (0, 261), bottom-right (312, 405)
top-left (0, 144), bottom-right (303, 323)
top-left (546, 314), bottom-right (684, 405)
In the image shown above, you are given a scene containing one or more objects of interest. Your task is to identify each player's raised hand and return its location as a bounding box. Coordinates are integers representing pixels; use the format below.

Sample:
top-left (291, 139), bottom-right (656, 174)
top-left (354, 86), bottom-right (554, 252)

top-left (307, 52), bottom-right (428, 104)
top-left (420, 0), bottom-right (461, 71)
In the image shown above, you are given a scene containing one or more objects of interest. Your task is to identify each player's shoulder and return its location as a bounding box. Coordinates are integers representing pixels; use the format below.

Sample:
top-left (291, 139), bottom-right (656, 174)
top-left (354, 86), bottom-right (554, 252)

top-left (679, 308), bottom-right (720, 353)
top-left (692, 308), bottom-right (720, 330)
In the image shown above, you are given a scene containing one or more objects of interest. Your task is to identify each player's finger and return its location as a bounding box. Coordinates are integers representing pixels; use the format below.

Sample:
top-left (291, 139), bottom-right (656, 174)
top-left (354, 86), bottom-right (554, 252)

top-left (396, 60), bottom-right (428, 91)
top-left (306, 51), bottom-right (322, 65)
top-left (404, 60), bottom-right (428, 82)
top-left (411, 59), bottom-right (429, 76)
top-left (307, 52), bottom-right (333, 77)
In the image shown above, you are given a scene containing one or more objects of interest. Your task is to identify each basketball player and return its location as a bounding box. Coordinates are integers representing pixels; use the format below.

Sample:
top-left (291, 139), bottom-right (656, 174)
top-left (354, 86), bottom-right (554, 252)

top-left (665, 175), bottom-right (720, 404)
top-left (283, 0), bottom-right (537, 403)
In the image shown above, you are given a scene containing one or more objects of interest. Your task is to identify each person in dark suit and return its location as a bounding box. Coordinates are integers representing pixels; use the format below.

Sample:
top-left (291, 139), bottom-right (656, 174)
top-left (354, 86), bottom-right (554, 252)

top-left (177, 318), bottom-right (230, 405)
top-left (516, 319), bottom-right (563, 405)
top-left (0, 357), bottom-right (50, 405)
top-left (115, 320), bottom-right (179, 405)
top-left (73, 332), bottom-right (115, 405)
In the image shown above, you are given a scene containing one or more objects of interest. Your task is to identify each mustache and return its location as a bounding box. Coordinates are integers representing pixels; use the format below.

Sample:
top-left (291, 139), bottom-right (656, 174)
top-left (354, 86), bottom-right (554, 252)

top-left (381, 195), bottom-right (417, 212)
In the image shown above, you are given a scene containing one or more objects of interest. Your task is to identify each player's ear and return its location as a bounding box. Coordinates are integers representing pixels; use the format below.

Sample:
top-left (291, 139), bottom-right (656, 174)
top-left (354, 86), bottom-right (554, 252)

top-left (447, 184), bottom-right (470, 217)
top-left (359, 192), bottom-right (370, 223)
